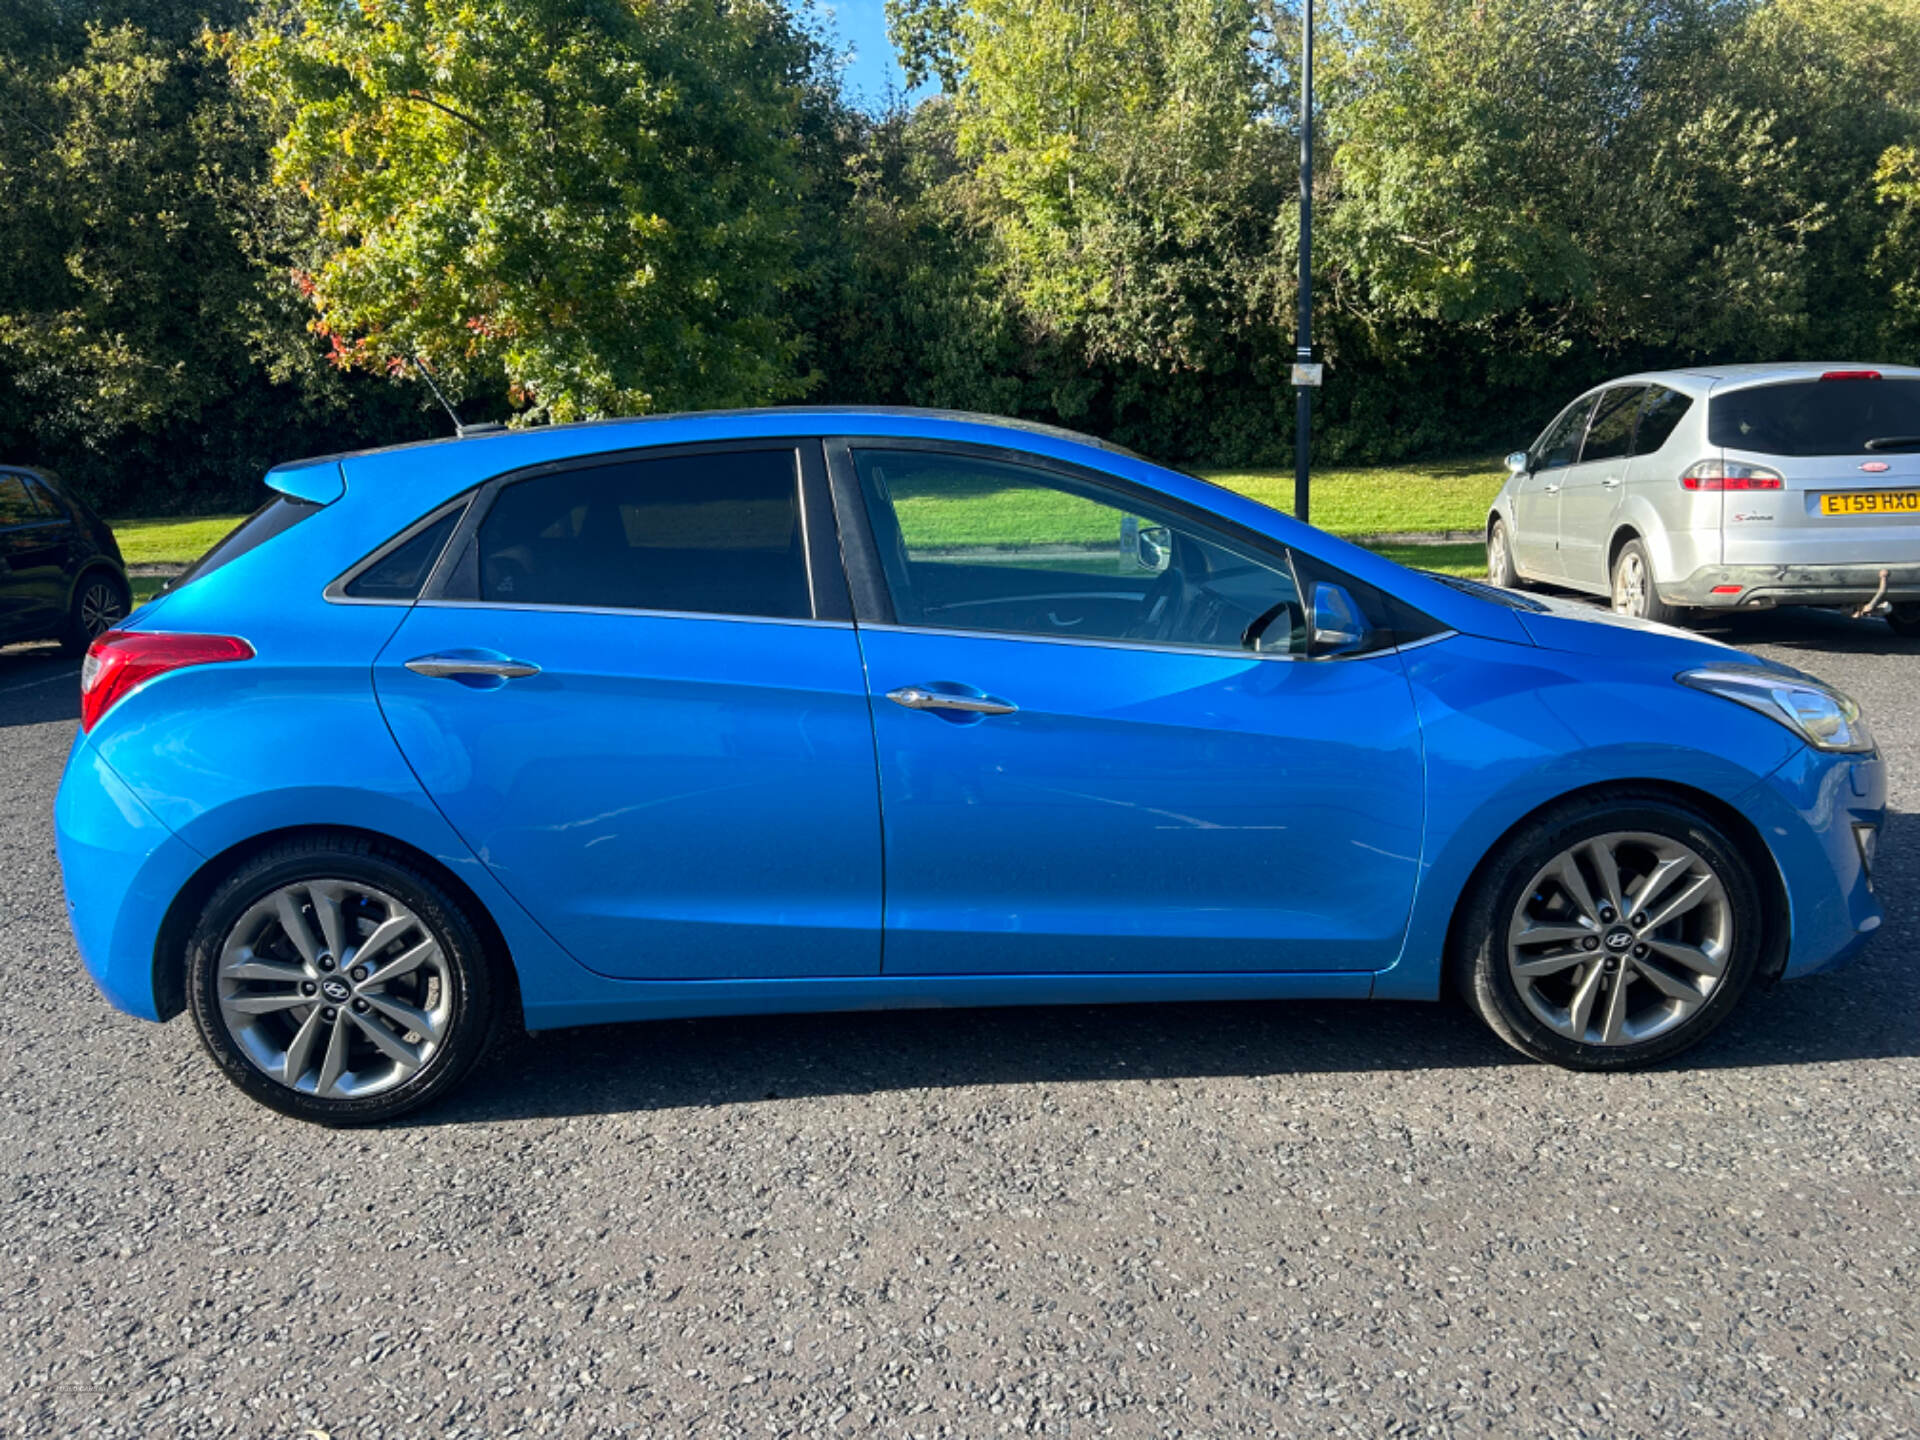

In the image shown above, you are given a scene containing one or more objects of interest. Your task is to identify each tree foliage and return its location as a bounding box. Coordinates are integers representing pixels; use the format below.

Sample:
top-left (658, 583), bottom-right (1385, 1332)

top-left (4, 0), bottom-right (1920, 511)
top-left (233, 0), bottom-right (822, 422)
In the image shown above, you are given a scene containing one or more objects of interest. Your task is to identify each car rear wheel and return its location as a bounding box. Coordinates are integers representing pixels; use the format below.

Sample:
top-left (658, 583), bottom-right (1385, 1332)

top-left (185, 836), bottom-right (499, 1124)
top-left (60, 571), bottom-right (129, 654)
top-left (1886, 603), bottom-right (1920, 638)
top-left (1486, 518), bottom-right (1522, 589)
top-left (1452, 797), bottom-right (1765, 1070)
top-left (1610, 538), bottom-right (1681, 626)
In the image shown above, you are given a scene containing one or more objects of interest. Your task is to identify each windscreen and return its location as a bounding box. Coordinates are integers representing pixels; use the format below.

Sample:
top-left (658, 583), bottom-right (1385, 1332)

top-left (1708, 378), bottom-right (1920, 456)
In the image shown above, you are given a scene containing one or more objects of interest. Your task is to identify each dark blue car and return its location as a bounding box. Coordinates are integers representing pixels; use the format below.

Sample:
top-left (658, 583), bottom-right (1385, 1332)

top-left (55, 409), bottom-right (1886, 1123)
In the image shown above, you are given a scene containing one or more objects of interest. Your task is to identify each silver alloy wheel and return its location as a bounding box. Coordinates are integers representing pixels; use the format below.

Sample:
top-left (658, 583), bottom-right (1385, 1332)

top-left (1488, 522), bottom-right (1512, 585)
top-left (216, 880), bottom-right (452, 1098)
top-left (79, 578), bottom-right (125, 638)
top-left (1612, 550), bottom-right (1648, 616)
top-left (1507, 831), bottom-right (1732, 1046)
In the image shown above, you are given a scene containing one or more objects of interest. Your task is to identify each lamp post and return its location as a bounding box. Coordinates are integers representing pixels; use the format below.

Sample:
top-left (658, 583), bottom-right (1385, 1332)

top-left (1292, 0), bottom-right (1317, 524)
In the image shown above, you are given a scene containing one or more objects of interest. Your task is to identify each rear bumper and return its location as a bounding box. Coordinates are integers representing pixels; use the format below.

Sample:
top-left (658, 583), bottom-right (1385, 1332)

top-left (1665, 562), bottom-right (1920, 609)
top-left (54, 738), bottom-right (202, 1022)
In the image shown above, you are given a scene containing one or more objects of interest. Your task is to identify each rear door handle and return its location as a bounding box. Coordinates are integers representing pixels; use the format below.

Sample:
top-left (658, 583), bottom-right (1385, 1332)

top-left (406, 654), bottom-right (541, 680)
top-left (886, 685), bottom-right (1017, 716)
top-left (1601, 477), bottom-right (1622, 489)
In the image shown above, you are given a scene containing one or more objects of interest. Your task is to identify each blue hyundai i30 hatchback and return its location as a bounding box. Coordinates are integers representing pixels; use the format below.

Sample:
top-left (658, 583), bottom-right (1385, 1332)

top-left (55, 409), bottom-right (1887, 1123)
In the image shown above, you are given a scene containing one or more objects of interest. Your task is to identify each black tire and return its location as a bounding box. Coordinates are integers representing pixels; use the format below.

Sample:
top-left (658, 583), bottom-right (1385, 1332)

top-left (1886, 603), bottom-right (1920, 639)
top-left (59, 569), bottom-right (130, 654)
top-left (1486, 517), bottom-right (1522, 589)
top-left (185, 834), bottom-right (500, 1124)
top-left (1451, 795), bottom-right (1765, 1071)
top-left (1609, 538), bottom-right (1684, 626)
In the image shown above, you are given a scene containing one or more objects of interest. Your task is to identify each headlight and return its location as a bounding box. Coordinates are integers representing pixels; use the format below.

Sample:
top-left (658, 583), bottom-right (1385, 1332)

top-left (1678, 667), bottom-right (1876, 753)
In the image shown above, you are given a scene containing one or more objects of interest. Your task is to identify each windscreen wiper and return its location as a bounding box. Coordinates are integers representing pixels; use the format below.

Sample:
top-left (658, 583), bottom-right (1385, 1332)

top-left (1863, 435), bottom-right (1920, 451)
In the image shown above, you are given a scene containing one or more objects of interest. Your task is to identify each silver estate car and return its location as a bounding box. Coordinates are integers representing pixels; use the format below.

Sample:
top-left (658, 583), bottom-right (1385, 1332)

top-left (1487, 362), bottom-right (1920, 636)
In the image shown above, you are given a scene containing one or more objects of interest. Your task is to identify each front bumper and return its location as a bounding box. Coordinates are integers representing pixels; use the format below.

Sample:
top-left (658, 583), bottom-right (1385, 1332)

top-left (54, 737), bottom-right (204, 1022)
top-left (1666, 562), bottom-right (1920, 609)
top-left (1742, 745), bottom-right (1887, 981)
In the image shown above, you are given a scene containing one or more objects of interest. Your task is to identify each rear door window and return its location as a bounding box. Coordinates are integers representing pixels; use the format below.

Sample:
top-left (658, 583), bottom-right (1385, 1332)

top-left (1708, 377), bottom-right (1920, 456)
top-left (0, 475), bottom-right (34, 527)
top-left (1632, 386), bottom-right (1693, 455)
top-left (1531, 397), bottom-right (1596, 470)
top-left (464, 448), bottom-right (813, 618)
top-left (343, 506), bottom-right (466, 600)
top-left (1578, 386), bottom-right (1645, 464)
top-left (22, 478), bottom-right (64, 519)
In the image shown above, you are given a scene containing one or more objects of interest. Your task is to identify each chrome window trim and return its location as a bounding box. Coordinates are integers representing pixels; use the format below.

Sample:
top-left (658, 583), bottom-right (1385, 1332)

top-left (1391, 629), bottom-right (1457, 655)
top-left (852, 620), bottom-right (1456, 663)
top-left (323, 494), bottom-right (476, 606)
top-left (410, 598), bottom-right (855, 630)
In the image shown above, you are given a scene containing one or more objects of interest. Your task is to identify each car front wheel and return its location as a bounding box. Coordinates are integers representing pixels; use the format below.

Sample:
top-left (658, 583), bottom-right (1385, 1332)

top-left (1486, 518), bottom-right (1522, 589)
top-left (185, 835), bottom-right (500, 1124)
top-left (1453, 796), bottom-right (1765, 1070)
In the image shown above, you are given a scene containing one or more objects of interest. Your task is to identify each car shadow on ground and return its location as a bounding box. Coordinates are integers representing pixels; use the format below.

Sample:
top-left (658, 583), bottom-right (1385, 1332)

top-left (426, 809), bottom-right (1917, 1126)
top-left (0, 645), bottom-right (78, 729)
top-left (1688, 604), bottom-right (1920, 658)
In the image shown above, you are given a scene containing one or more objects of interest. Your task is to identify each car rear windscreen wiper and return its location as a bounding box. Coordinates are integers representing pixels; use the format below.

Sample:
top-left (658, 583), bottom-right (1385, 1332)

top-left (1862, 435), bottom-right (1920, 451)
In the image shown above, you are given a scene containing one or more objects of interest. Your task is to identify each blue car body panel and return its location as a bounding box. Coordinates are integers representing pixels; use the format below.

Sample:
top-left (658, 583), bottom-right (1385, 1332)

top-left (855, 626), bottom-right (1424, 973)
top-left (58, 407), bottom-right (1886, 1033)
top-left (372, 604), bottom-right (884, 980)
top-left (54, 736), bottom-right (203, 1021)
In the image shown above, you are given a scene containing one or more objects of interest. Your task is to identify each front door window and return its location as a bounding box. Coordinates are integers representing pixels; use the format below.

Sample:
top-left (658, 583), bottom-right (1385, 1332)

top-left (851, 449), bottom-right (1312, 655)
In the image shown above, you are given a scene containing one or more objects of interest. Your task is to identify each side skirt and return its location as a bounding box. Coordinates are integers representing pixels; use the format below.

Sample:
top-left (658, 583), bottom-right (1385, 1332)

top-left (522, 970), bottom-right (1377, 1032)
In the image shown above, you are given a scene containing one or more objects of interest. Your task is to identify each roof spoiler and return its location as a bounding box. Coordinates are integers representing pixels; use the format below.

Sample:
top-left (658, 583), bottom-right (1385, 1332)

top-left (263, 458), bottom-right (345, 505)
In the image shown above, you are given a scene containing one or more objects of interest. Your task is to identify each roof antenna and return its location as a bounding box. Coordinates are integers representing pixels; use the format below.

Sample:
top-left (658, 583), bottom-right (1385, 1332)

top-left (412, 356), bottom-right (503, 438)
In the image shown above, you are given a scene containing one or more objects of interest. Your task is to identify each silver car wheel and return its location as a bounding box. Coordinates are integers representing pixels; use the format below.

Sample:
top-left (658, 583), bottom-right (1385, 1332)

top-left (79, 578), bottom-right (125, 638)
top-left (1507, 831), bottom-right (1732, 1046)
top-left (1488, 521), bottom-right (1515, 587)
top-left (1612, 550), bottom-right (1648, 616)
top-left (215, 880), bottom-right (453, 1099)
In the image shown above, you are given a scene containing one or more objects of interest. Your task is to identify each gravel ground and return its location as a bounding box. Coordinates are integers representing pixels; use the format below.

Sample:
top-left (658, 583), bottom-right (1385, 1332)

top-left (3, 608), bottom-right (1917, 1439)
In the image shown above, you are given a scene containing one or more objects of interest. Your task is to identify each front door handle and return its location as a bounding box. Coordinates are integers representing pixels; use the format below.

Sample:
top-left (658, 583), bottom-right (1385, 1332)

top-left (1542, 483), bottom-right (1560, 494)
top-left (406, 654), bottom-right (541, 680)
top-left (886, 685), bottom-right (1017, 716)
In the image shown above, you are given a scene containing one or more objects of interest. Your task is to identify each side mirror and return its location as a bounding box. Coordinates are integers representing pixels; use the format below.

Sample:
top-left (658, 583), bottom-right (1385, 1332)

top-left (1506, 450), bottom-right (1531, 476)
top-left (1120, 515), bottom-right (1172, 572)
top-left (1308, 582), bottom-right (1372, 658)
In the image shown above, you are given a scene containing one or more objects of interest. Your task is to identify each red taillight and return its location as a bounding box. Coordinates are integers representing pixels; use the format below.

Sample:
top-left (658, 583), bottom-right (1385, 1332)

top-left (1820, 369), bottom-right (1881, 381)
top-left (1681, 459), bottom-right (1784, 491)
top-left (1710, 584), bottom-right (1744, 595)
top-left (80, 630), bottom-right (253, 733)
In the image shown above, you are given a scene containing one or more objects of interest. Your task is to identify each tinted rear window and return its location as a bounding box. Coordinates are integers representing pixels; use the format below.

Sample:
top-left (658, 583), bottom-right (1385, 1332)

top-left (1580, 386), bottom-right (1643, 464)
top-left (468, 449), bottom-right (811, 618)
top-left (344, 506), bottom-right (464, 600)
top-left (174, 495), bottom-right (322, 590)
top-left (1633, 385), bottom-right (1693, 454)
top-left (1709, 378), bottom-right (1920, 456)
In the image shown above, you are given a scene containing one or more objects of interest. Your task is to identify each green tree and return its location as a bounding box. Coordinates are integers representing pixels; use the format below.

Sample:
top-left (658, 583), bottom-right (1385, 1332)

top-left (234, 0), bottom-right (824, 424)
top-left (0, 17), bottom-right (256, 448)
